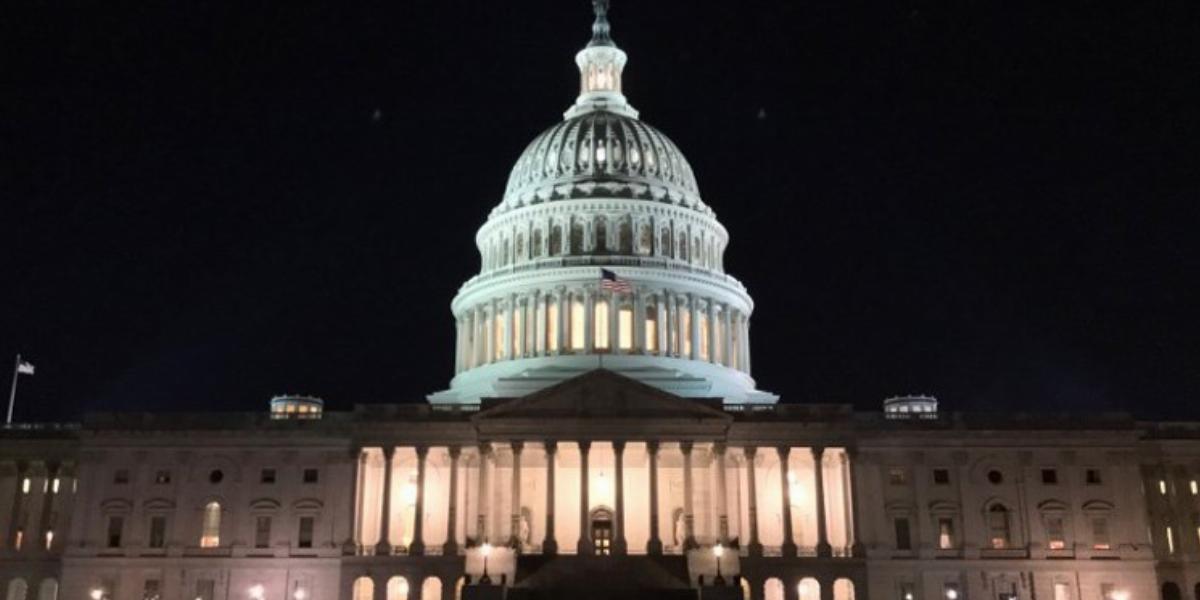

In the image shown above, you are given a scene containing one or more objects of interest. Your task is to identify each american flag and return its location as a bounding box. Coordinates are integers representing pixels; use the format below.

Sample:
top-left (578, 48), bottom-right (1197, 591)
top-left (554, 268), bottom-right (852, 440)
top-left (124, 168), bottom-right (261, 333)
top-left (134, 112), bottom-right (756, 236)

top-left (599, 268), bottom-right (633, 293)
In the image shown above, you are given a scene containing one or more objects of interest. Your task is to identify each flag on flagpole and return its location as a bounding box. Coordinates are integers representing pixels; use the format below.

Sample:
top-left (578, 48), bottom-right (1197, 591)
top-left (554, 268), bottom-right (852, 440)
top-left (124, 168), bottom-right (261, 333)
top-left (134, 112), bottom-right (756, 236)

top-left (16, 361), bottom-right (34, 375)
top-left (599, 268), bottom-right (633, 293)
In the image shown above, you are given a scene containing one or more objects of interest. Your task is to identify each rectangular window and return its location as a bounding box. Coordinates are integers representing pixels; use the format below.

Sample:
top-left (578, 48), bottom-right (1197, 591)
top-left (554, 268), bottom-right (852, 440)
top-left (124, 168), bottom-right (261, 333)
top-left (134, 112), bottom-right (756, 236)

top-left (196, 580), bottom-right (215, 600)
top-left (933, 468), bottom-right (950, 485)
top-left (1191, 480), bottom-right (1198, 495)
top-left (698, 312), bottom-right (710, 361)
top-left (255, 516), bottom-right (271, 548)
top-left (298, 516), bottom-right (314, 548)
top-left (547, 302), bottom-right (559, 352)
top-left (569, 299), bottom-right (585, 350)
top-left (148, 516), bottom-right (166, 548)
top-left (1046, 516), bottom-right (1066, 549)
top-left (261, 469), bottom-right (276, 484)
top-left (154, 470), bottom-right (171, 484)
top-left (644, 306), bottom-right (658, 354)
top-left (894, 517), bottom-right (912, 550)
top-left (888, 468), bottom-right (907, 485)
top-left (113, 469), bottom-right (130, 485)
top-left (1042, 468), bottom-right (1058, 484)
top-left (107, 516), bottom-right (124, 548)
top-left (302, 468), bottom-right (319, 484)
top-left (143, 580), bottom-right (161, 600)
top-left (594, 300), bottom-right (610, 350)
top-left (617, 306), bottom-right (633, 350)
top-left (680, 309), bottom-right (692, 356)
top-left (1159, 479), bottom-right (1169, 495)
top-left (937, 517), bottom-right (955, 549)
top-left (1085, 469), bottom-right (1102, 485)
top-left (1092, 517), bottom-right (1110, 550)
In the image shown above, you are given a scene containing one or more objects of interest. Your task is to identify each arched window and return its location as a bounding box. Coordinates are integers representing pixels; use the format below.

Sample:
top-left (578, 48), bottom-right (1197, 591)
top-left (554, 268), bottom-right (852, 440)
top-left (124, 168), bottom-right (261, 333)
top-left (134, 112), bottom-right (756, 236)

top-left (549, 225), bottom-right (563, 257)
top-left (798, 578), bottom-right (820, 600)
top-left (834, 579), bottom-right (855, 600)
top-left (570, 223), bottom-right (584, 255)
top-left (637, 224), bottom-right (652, 255)
top-left (678, 236), bottom-right (688, 261)
top-left (594, 218), bottom-right (608, 253)
top-left (692, 236), bottom-right (701, 264)
top-left (531, 229), bottom-right (543, 258)
top-left (420, 578), bottom-right (441, 600)
top-left (501, 238), bottom-right (510, 266)
top-left (352, 578), bottom-right (373, 600)
top-left (594, 299), bottom-right (610, 351)
top-left (200, 501), bottom-right (221, 547)
top-left (660, 229), bottom-right (671, 258)
top-left (6, 580), bottom-right (28, 600)
top-left (515, 233), bottom-right (525, 262)
top-left (764, 578), bottom-right (784, 600)
top-left (386, 577), bottom-right (409, 600)
top-left (36, 580), bottom-right (57, 600)
top-left (618, 219), bottom-right (633, 254)
top-left (987, 504), bottom-right (1011, 548)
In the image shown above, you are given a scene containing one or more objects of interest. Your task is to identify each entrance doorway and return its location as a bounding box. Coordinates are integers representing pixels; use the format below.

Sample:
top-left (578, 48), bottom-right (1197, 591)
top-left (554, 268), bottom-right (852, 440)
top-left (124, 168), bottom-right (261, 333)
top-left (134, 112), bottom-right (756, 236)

top-left (591, 508), bottom-right (613, 555)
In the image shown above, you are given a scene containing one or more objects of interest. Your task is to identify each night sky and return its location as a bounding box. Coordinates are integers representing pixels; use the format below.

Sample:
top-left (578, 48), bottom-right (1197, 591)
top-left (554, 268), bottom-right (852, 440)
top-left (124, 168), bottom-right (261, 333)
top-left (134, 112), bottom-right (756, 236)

top-left (4, 0), bottom-right (1197, 421)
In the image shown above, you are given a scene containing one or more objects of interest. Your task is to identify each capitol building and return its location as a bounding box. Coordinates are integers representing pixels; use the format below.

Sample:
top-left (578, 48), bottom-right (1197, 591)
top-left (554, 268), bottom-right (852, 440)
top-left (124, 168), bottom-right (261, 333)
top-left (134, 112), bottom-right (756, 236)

top-left (3, 3), bottom-right (1199, 600)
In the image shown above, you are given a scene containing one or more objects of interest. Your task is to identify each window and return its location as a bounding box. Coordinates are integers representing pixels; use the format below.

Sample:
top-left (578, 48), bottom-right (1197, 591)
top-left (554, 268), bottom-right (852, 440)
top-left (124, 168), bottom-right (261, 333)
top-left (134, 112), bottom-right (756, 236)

top-left (148, 516), bottom-right (166, 548)
top-left (50, 477), bottom-right (60, 493)
top-left (21, 478), bottom-right (30, 494)
top-left (594, 299), bottom-right (610, 350)
top-left (938, 518), bottom-right (955, 549)
top-left (255, 516), bottom-right (271, 548)
top-left (987, 504), bottom-right (1011, 548)
top-left (200, 502), bottom-right (220, 547)
top-left (113, 470), bottom-right (129, 485)
top-left (617, 306), bottom-right (633, 351)
top-left (888, 468), bottom-right (907, 485)
top-left (1086, 469), bottom-right (1102, 485)
top-left (680, 308), bottom-right (691, 356)
top-left (195, 580), bottom-right (215, 600)
top-left (261, 468), bottom-right (276, 484)
top-left (1046, 516), bottom-right (1066, 550)
top-left (106, 516), bottom-right (124, 548)
top-left (1167, 526), bottom-right (1176, 554)
top-left (154, 470), bottom-right (171, 484)
top-left (302, 468), bottom-right (319, 484)
top-left (1042, 468), bottom-right (1058, 484)
top-left (1191, 480), bottom-right (1198, 495)
top-left (894, 517), bottom-right (912, 550)
top-left (208, 470), bottom-right (223, 484)
top-left (547, 301), bottom-right (559, 352)
top-left (298, 517), bottom-right (314, 548)
top-left (1053, 583), bottom-right (1071, 600)
top-left (43, 529), bottom-right (53, 550)
top-left (142, 580), bottom-right (161, 600)
top-left (1160, 479), bottom-right (1169, 495)
top-left (569, 297), bottom-right (585, 350)
top-left (1091, 517), bottom-right (1111, 549)
top-left (933, 469), bottom-right (950, 485)
top-left (644, 304), bottom-right (658, 354)
top-left (987, 470), bottom-right (1004, 484)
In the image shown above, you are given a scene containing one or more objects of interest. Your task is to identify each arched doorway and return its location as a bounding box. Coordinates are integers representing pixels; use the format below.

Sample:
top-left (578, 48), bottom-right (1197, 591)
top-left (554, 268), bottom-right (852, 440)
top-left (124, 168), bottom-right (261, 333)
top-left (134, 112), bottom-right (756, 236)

top-left (1163, 583), bottom-right (1182, 600)
top-left (591, 507), bottom-right (613, 555)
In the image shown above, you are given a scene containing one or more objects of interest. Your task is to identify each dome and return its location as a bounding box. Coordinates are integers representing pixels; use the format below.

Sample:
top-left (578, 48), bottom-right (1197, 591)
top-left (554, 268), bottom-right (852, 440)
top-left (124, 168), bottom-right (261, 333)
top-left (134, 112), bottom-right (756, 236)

top-left (494, 110), bottom-right (711, 218)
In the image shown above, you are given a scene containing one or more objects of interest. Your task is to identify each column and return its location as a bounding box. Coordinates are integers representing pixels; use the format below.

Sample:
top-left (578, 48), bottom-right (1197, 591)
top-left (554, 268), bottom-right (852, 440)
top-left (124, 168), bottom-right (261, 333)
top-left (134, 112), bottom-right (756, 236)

top-left (577, 441), bottom-right (592, 555)
top-left (543, 441), bottom-right (558, 555)
top-left (714, 443), bottom-right (730, 542)
top-left (410, 446), bottom-right (428, 555)
top-left (721, 306), bottom-right (733, 368)
top-left (509, 442), bottom-right (523, 549)
top-left (670, 295), bottom-right (681, 356)
top-left (556, 289), bottom-right (567, 354)
top-left (707, 301), bottom-right (718, 363)
top-left (682, 441), bottom-right (697, 549)
top-left (375, 447), bottom-right (395, 555)
top-left (689, 295), bottom-right (700, 360)
top-left (348, 448), bottom-right (366, 553)
top-left (475, 306), bottom-right (485, 367)
top-left (647, 441), bottom-right (663, 555)
top-left (476, 444), bottom-right (491, 542)
top-left (486, 300), bottom-right (497, 363)
top-left (443, 447), bottom-right (461, 556)
top-left (744, 447), bottom-right (762, 556)
top-left (777, 447), bottom-right (797, 557)
top-left (843, 448), bottom-right (865, 557)
top-left (454, 318), bottom-right (463, 373)
top-left (656, 295), bottom-right (668, 356)
top-left (633, 293), bottom-right (646, 353)
top-left (743, 317), bottom-right (752, 372)
top-left (584, 290), bottom-right (595, 353)
top-left (812, 447), bottom-right (832, 557)
top-left (613, 441), bottom-right (627, 555)
top-left (506, 295), bottom-right (516, 360)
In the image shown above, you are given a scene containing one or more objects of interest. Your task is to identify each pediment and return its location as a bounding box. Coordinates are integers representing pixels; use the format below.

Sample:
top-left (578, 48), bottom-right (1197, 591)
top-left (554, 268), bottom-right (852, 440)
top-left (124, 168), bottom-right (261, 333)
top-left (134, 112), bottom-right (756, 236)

top-left (472, 369), bottom-right (731, 424)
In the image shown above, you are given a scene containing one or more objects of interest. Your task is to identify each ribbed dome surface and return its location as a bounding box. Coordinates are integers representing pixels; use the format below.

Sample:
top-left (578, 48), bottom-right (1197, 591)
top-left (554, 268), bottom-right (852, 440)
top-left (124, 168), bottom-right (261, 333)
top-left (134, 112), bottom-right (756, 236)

top-left (495, 110), bottom-right (710, 218)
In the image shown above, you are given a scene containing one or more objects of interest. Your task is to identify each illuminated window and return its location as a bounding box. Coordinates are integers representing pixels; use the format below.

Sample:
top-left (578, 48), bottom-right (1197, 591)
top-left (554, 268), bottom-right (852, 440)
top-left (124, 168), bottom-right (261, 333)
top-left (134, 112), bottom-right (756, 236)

top-left (644, 304), bottom-right (658, 353)
top-left (1053, 583), bottom-right (1071, 600)
top-left (1167, 526), bottom-right (1176, 554)
top-left (713, 313), bottom-right (723, 364)
top-left (617, 306), bottom-right (633, 350)
top-left (1091, 517), bottom-right (1110, 549)
top-left (43, 530), bottom-right (53, 550)
top-left (594, 300), bottom-right (610, 350)
top-left (13, 528), bottom-right (23, 550)
top-left (1046, 517), bottom-right (1065, 550)
top-left (987, 504), bottom-right (1011, 548)
top-left (938, 518), bottom-right (955, 549)
top-left (199, 502), bottom-right (220, 548)
top-left (493, 309), bottom-right (504, 361)
top-left (569, 298), bottom-right (585, 350)
top-left (1160, 480), bottom-right (1168, 495)
top-left (680, 309), bottom-right (691, 356)
top-left (513, 308), bottom-right (524, 357)
top-left (698, 312), bottom-right (710, 361)
top-left (21, 478), bottom-right (30, 494)
top-left (1191, 480), bottom-right (1198, 495)
top-left (547, 302), bottom-right (560, 352)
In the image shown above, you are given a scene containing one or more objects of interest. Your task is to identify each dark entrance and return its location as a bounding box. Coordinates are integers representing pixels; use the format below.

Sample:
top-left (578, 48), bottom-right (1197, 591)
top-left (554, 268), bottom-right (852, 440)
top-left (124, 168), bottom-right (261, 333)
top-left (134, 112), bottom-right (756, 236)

top-left (591, 508), bottom-right (613, 555)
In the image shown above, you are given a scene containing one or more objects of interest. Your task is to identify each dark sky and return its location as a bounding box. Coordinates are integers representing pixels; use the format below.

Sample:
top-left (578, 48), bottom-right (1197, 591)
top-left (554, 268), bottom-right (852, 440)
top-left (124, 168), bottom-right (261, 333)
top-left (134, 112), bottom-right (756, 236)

top-left (4, 0), bottom-right (1198, 421)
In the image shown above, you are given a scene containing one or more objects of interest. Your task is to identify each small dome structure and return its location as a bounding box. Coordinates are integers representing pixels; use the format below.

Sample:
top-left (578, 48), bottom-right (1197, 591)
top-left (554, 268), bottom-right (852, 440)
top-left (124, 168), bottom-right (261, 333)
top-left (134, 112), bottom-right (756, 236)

top-left (270, 395), bottom-right (324, 420)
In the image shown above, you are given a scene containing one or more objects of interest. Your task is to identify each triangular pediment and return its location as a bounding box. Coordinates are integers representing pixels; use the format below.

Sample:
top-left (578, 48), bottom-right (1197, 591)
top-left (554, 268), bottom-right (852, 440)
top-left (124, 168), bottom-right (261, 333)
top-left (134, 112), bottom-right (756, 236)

top-left (472, 369), bottom-right (731, 423)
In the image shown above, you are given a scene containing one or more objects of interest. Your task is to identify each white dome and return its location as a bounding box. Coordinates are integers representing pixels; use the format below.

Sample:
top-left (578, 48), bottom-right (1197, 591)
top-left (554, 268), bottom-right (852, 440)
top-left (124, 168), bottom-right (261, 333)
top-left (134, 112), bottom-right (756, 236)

top-left (495, 110), bottom-right (710, 219)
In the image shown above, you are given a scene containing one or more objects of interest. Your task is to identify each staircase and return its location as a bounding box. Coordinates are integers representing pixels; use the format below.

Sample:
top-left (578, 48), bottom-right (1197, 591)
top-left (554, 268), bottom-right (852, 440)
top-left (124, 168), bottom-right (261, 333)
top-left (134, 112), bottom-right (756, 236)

top-left (507, 554), bottom-right (696, 600)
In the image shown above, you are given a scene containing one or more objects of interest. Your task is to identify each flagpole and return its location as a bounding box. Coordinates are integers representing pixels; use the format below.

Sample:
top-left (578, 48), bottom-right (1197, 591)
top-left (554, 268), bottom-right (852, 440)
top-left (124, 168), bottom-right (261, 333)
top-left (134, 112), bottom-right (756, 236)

top-left (6, 354), bottom-right (20, 425)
